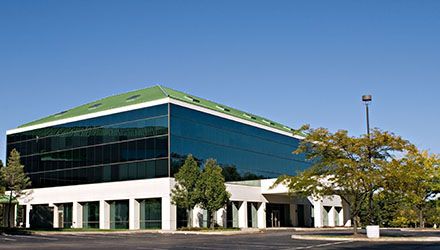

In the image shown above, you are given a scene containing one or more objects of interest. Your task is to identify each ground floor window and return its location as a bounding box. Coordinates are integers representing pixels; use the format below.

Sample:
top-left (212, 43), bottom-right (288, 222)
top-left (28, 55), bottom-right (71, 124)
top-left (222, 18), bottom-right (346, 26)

top-left (226, 201), bottom-right (239, 228)
top-left (30, 204), bottom-right (53, 229)
top-left (176, 207), bottom-right (188, 228)
top-left (57, 203), bottom-right (73, 228)
top-left (82, 202), bottom-right (99, 228)
top-left (247, 202), bottom-right (258, 228)
top-left (323, 206), bottom-right (331, 227)
top-left (139, 198), bottom-right (161, 229)
top-left (334, 207), bottom-right (342, 226)
top-left (109, 200), bottom-right (129, 229)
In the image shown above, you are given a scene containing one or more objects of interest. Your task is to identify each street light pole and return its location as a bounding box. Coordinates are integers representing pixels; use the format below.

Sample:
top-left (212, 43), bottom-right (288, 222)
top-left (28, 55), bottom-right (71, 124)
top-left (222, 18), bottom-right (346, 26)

top-left (362, 95), bottom-right (372, 137)
top-left (362, 94), bottom-right (373, 225)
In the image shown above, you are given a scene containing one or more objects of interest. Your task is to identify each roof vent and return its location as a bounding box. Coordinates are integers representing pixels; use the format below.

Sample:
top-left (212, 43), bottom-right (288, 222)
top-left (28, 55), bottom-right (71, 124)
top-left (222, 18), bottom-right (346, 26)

top-left (126, 94), bottom-right (141, 102)
top-left (88, 103), bottom-right (102, 110)
top-left (243, 113), bottom-right (252, 119)
top-left (216, 105), bottom-right (230, 112)
top-left (54, 111), bottom-right (67, 117)
top-left (184, 95), bottom-right (200, 103)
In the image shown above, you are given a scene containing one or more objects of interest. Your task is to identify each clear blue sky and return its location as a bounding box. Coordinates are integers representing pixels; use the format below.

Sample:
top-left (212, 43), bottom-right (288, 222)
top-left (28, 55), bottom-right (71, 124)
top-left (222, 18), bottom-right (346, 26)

top-left (1, 0), bottom-right (439, 162)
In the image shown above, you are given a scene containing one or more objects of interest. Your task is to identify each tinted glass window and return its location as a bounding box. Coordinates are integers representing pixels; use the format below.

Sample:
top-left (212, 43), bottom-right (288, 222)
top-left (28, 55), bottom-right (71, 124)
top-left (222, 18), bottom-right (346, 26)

top-left (170, 104), bottom-right (310, 180)
top-left (7, 104), bottom-right (169, 188)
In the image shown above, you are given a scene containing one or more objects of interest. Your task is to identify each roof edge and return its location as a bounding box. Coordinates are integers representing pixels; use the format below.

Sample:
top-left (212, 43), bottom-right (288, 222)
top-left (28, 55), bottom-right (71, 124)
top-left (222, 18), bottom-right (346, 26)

top-left (7, 98), bottom-right (170, 135)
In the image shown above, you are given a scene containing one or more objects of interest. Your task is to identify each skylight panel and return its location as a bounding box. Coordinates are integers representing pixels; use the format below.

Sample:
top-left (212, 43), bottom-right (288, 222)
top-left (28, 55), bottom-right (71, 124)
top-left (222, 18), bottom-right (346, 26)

top-left (88, 103), bottom-right (102, 110)
top-left (126, 94), bottom-right (141, 102)
top-left (243, 113), bottom-right (252, 119)
top-left (216, 105), bottom-right (230, 112)
top-left (54, 111), bottom-right (67, 117)
top-left (184, 95), bottom-right (200, 103)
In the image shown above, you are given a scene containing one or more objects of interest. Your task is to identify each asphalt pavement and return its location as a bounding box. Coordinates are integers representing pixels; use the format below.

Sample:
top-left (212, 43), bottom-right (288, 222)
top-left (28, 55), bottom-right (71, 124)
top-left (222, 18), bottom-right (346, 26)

top-left (0, 229), bottom-right (439, 249)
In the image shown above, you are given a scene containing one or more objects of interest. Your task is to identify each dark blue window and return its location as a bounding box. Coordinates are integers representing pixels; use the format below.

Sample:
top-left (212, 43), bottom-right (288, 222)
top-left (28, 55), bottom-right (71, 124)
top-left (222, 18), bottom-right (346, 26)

top-left (6, 104), bottom-right (169, 188)
top-left (169, 104), bottom-right (310, 180)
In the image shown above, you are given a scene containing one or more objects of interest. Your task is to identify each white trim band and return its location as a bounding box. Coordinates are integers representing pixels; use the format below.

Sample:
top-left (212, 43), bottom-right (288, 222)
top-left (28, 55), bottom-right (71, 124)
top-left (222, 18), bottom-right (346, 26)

top-left (7, 98), bottom-right (170, 135)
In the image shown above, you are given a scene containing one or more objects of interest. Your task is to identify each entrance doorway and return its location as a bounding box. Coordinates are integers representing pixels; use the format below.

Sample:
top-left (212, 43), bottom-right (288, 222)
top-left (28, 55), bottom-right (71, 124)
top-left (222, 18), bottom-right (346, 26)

top-left (297, 204), bottom-right (305, 227)
top-left (271, 210), bottom-right (281, 227)
top-left (266, 203), bottom-right (290, 227)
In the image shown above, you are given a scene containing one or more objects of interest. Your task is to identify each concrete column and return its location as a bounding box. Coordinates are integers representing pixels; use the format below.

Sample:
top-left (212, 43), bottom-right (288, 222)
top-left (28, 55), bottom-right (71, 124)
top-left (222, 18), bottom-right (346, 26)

top-left (99, 200), bottom-right (110, 229)
top-left (192, 206), bottom-right (203, 228)
top-left (238, 201), bottom-right (248, 228)
top-left (25, 204), bottom-right (31, 228)
top-left (129, 199), bottom-right (140, 230)
top-left (52, 204), bottom-right (59, 228)
top-left (328, 206), bottom-right (335, 227)
top-left (338, 207), bottom-right (344, 226)
top-left (342, 199), bottom-right (351, 227)
top-left (72, 202), bottom-right (82, 228)
top-left (216, 207), bottom-right (226, 228)
top-left (257, 202), bottom-right (266, 229)
top-left (13, 204), bottom-right (18, 227)
top-left (161, 196), bottom-right (176, 230)
top-left (290, 204), bottom-right (297, 227)
top-left (313, 198), bottom-right (322, 228)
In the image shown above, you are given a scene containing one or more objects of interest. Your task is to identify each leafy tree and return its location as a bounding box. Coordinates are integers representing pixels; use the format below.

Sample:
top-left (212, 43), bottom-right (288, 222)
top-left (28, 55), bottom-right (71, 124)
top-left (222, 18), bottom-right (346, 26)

top-left (1, 149), bottom-right (31, 228)
top-left (383, 149), bottom-right (439, 228)
top-left (275, 125), bottom-right (411, 235)
top-left (0, 160), bottom-right (5, 195)
top-left (425, 200), bottom-right (440, 227)
top-left (171, 155), bottom-right (201, 227)
top-left (197, 159), bottom-right (231, 228)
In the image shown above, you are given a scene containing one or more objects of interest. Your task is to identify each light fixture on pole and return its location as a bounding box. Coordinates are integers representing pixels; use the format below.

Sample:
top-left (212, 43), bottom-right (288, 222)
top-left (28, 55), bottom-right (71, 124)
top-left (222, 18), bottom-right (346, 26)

top-left (362, 95), bottom-right (372, 136)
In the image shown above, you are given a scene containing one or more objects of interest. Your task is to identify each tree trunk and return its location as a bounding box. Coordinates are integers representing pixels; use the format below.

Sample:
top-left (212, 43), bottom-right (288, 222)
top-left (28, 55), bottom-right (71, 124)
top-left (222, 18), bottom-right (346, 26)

top-left (419, 209), bottom-right (424, 228)
top-left (7, 190), bottom-right (13, 229)
top-left (352, 216), bottom-right (358, 236)
top-left (368, 191), bottom-right (374, 224)
top-left (186, 208), bottom-right (192, 228)
top-left (209, 211), bottom-right (215, 229)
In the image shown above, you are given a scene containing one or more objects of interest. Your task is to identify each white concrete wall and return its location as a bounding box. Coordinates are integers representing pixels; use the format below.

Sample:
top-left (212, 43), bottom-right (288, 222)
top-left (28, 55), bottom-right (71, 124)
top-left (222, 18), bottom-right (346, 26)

top-left (18, 177), bottom-right (176, 230)
top-left (18, 177), bottom-right (349, 230)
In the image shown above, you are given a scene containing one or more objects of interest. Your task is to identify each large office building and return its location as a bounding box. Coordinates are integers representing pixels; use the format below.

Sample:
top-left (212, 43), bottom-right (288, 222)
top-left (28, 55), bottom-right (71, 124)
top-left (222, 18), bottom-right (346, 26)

top-left (6, 86), bottom-right (349, 230)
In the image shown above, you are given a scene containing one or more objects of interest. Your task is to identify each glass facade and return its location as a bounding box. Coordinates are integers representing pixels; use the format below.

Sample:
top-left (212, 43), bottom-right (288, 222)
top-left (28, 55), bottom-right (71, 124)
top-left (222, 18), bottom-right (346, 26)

top-left (6, 104), bottom-right (169, 188)
top-left (139, 198), bottom-right (161, 229)
top-left (82, 201), bottom-right (99, 228)
top-left (109, 200), bottom-right (129, 229)
top-left (6, 102), bottom-right (310, 188)
top-left (170, 104), bottom-right (310, 180)
top-left (58, 203), bottom-right (73, 228)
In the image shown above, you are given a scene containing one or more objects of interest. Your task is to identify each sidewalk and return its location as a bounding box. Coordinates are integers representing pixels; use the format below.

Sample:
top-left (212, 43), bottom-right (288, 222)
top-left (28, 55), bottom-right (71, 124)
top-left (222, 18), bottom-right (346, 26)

top-left (291, 234), bottom-right (440, 242)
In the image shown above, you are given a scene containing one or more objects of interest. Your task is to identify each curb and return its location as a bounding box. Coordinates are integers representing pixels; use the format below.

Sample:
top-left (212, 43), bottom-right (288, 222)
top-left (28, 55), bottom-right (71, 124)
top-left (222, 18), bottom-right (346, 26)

top-left (291, 227), bottom-right (356, 232)
top-left (291, 234), bottom-right (440, 242)
top-left (161, 229), bottom-right (263, 235)
top-left (29, 229), bottom-right (262, 236)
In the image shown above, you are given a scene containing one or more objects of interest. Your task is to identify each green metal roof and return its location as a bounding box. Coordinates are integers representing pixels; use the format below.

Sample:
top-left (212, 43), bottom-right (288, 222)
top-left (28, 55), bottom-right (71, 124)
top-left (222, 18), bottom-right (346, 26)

top-left (18, 85), bottom-right (298, 135)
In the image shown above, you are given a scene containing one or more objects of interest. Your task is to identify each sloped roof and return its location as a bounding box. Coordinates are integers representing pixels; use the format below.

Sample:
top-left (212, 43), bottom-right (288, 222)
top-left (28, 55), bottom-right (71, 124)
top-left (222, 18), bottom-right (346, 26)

top-left (18, 85), bottom-right (297, 134)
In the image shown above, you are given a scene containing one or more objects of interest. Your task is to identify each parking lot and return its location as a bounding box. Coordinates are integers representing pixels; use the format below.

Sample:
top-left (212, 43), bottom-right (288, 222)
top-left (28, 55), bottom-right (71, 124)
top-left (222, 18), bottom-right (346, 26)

top-left (0, 230), bottom-right (439, 249)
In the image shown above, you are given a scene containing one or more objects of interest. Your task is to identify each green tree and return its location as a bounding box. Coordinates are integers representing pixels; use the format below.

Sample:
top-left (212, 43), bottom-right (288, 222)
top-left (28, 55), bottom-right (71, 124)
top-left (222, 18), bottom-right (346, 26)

top-left (275, 125), bottom-right (411, 235)
top-left (171, 154), bottom-right (201, 227)
top-left (383, 150), bottom-right (439, 228)
top-left (197, 159), bottom-right (231, 228)
top-left (0, 160), bottom-right (5, 195)
top-left (425, 200), bottom-right (440, 228)
top-left (1, 149), bottom-right (31, 228)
